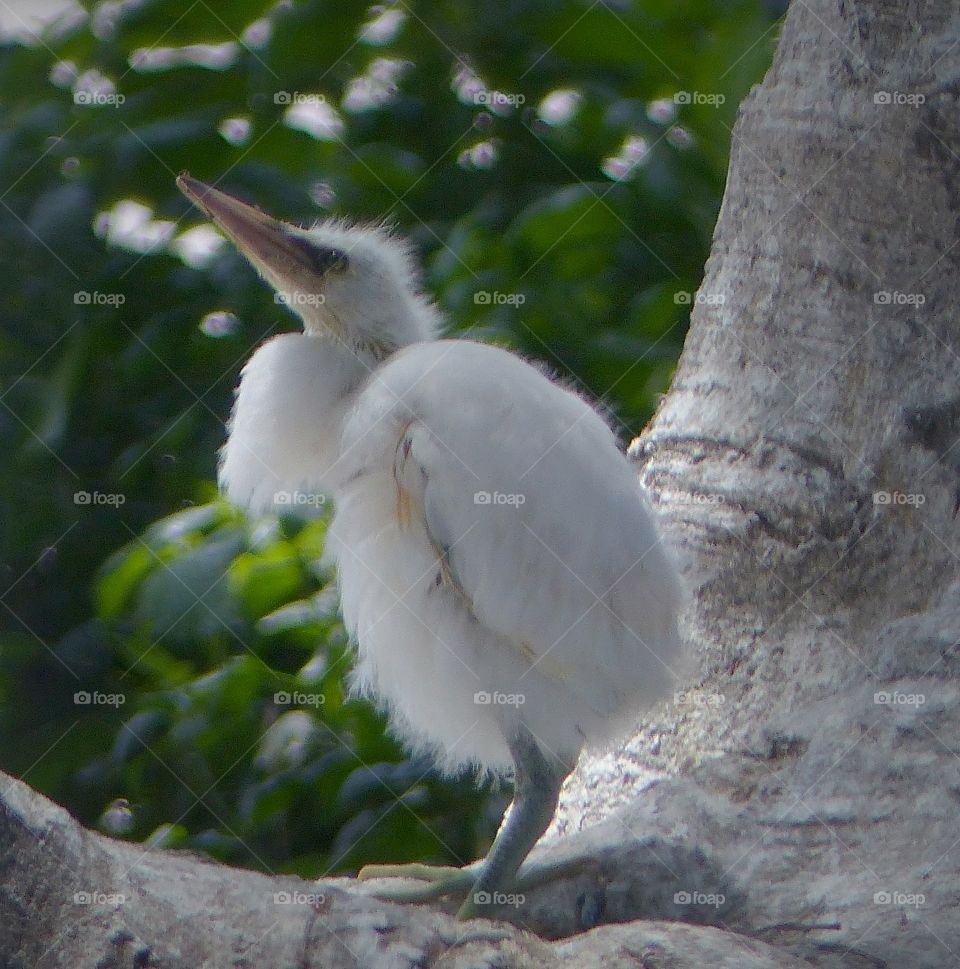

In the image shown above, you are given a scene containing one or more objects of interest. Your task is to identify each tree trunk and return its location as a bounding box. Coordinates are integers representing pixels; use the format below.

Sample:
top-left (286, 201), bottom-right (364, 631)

top-left (4, 2), bottom-right (958, 966)
top-left (558, 2), bottom-right (960, 967)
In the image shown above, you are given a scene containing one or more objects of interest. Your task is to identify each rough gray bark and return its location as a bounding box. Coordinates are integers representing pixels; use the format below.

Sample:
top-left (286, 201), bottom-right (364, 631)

top-left (557, 1), bottom-right (960, 967)
top-left (0, 772), bottom-right (809, 967)
top-left (4, 1), bottom-right (958, 966)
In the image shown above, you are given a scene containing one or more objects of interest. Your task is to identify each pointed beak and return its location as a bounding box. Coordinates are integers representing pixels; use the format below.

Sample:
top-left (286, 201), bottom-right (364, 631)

top-left (176, 173), bottom-right (319, 275)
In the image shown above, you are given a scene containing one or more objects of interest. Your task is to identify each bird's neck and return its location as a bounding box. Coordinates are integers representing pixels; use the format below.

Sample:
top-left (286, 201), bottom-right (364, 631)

top-left (303, 289), bottom-right (440, 362)
top-left (344, 332), bottom-right (400, 369)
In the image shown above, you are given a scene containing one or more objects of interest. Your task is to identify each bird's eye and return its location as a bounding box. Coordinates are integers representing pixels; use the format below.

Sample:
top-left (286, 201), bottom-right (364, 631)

top-left (320, 247), bottom-right (350, 274)
top-left (286, 235), bottom-right (350, 275)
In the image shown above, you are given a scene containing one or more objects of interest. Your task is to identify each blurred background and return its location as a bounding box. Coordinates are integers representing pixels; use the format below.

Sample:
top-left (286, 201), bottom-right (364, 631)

top-left (0, 0), bottom-right (782, 879)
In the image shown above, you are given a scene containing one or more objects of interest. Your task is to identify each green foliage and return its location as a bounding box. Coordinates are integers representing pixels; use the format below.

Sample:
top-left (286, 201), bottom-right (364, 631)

top-left (0, 0), bottom-right (779, 876)
top-left (79, 504), bottom-right (492, 873)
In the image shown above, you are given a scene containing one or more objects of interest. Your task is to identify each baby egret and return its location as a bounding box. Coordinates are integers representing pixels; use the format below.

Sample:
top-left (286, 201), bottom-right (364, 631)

top-left (177, 175), bottom-right (684, 921)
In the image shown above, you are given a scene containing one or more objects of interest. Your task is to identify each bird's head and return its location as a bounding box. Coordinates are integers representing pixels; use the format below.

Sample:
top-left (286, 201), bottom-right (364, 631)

top-left (177, 174), bottom-right (440, 356)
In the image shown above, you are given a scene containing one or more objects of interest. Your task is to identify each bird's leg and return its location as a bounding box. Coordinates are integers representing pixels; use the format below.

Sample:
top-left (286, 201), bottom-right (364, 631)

top-left (456, 727), bottom-right (571, 919)
top-left (356, 727), bottom-right (573, 921)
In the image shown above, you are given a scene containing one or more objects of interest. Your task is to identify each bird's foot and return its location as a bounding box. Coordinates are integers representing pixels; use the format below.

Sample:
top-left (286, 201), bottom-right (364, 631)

top-left (355, 727), bottom-right (579, 922)
top-left (356, 861), bottom-right (482, 915)
top-left (357, 861), bottom-right (476, 885)
top-left (355, 856), bottom-right (588, 920)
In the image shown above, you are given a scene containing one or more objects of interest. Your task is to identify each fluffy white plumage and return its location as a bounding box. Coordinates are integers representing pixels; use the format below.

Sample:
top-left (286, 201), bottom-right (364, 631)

top-left (222, 334), bottom-right (682, 773)
top-left (177, 174), bottom-right (685, 916)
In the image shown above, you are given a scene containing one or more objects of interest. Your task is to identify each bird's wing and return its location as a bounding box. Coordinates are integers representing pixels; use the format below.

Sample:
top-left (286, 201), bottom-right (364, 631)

top-left (344, 341), bottom-right (684, 726)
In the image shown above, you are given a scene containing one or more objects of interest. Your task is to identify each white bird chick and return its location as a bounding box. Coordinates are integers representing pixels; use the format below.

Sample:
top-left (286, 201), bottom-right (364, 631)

top-left (177, 174), bottom-right (685, 921)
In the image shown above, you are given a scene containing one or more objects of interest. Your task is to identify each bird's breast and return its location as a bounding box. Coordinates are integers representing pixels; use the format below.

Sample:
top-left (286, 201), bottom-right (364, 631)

top-left (219, 333), bottom-right (365, 513)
